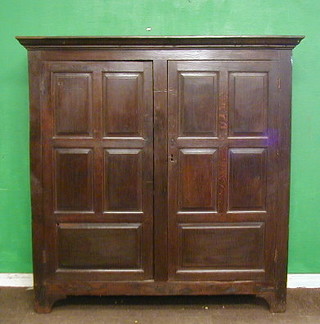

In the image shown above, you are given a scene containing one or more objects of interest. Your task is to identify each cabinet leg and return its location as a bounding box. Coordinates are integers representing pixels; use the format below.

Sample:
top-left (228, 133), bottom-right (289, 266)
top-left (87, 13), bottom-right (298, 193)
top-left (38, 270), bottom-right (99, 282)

top-left (34, 287), bottom-right (66, 313)
top-left (257, 291), bottom-right (286, 313)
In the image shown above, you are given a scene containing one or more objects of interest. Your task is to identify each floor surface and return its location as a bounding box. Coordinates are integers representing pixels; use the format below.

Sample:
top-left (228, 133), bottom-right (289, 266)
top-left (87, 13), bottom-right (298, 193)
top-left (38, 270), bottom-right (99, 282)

top-left (0, 288), bottom-right (319, 323)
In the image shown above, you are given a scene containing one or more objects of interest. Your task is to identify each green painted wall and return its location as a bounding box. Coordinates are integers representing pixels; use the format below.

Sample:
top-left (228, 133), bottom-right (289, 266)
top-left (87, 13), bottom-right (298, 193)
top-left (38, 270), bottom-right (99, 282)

top-left (0, 0), bottom-right (319, 273)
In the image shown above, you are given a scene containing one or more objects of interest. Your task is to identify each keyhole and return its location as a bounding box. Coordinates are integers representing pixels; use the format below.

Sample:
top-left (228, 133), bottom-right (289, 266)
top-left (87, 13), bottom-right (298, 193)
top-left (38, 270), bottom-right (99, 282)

top-left (170, 154), bottom-right (174, 162)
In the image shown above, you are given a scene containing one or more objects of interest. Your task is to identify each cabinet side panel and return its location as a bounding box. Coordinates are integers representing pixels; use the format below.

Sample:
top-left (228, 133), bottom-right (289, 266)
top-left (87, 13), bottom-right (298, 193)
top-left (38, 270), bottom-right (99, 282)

top-left (28, 51), bottom-right (46, 298)
top-left (273, 50), bottom-right (292, 300)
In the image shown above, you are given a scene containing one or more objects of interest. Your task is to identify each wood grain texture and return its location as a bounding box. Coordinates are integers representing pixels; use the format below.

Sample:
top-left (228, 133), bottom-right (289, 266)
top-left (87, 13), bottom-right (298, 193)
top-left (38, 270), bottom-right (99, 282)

top-left (229, 72), bottom-right (268, 136)
top-left (168, 59), bottom-right (283, 289)
top-left (16, 35), bottom-right (304, 49)
top-left (104, 149), bottom-right (142, 211)
top-left (178, 149), bottom-right (218, 210)
top-left (55, 148), bottom-right (93, 211)
top-left (103, 72), bottom-right (142, 136)
top-left (27, 51), bottom-right (46, 311)
top-left (40, 61), bottom-right (154, 287)
top-left (19, 37), bottom-right (301, 313)
top-left (153, 60), bottom-right (168, 281)
top-left (57, 223), bottom-right (142, 270)
top-left (179, 72), bottom-right (218, 136)
top-left (53, 72), bottom-right (93, 136)
top-left (228, 148), bottom-right (267, 211)
top-left (178, 223), bottom-right (265, 276)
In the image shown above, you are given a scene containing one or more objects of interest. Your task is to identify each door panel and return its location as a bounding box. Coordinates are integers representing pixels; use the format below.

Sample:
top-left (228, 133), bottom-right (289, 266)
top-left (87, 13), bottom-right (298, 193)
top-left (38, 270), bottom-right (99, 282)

top-left (58, 223), bottom-right (142, 270)
top-left (177, 223), bottom-right (265, 279)
top-left (168, 61), bottom-right (277, 281)
top-left (104, 149), bottom-right (143, 211)
top-left (179, 72), bottom-right (218, 136)
top-left (43, 61), bottom-right (153, 280)
top-left (43, 59), bottom-right (279, 283)
top-left (55, 148), bottom-right (94, 212)
top-left (52, 72), bottom-right (93, 137)
top-left (229, 72), bottom-right (268, 136)
top-left (178, 149), bottom-right (218, 211)
top-left (102, 72), bottom-right (143, 136)
top-left (228, 148), bottom-right (267, 211)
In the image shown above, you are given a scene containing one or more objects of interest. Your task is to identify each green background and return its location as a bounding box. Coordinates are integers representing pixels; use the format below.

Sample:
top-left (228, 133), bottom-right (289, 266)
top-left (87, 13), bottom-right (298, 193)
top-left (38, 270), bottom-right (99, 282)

top-left (0, 0), bottom-right (319, 273)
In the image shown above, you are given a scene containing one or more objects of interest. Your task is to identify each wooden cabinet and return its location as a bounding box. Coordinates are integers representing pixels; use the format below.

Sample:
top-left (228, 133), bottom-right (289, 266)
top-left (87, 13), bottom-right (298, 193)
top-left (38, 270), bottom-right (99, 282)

top-left (17, 36), bottom-right (303, 313)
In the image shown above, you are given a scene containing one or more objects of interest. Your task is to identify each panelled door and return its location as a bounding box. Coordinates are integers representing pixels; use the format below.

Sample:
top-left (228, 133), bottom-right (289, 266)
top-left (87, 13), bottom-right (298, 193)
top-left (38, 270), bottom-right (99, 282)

top-left (42, 61), bottom-right (154, 281)
top-left (41, 58), bottom-right (281, 284)
top-left (168, 61), bottom-right (279, 282)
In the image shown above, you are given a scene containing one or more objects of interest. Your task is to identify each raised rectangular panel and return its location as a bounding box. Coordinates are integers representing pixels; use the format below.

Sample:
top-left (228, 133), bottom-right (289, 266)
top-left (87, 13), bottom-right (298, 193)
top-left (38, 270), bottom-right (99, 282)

top-left (53, 73), bottom-right (92, 136)
top-left (58, 223), bottom-right (142, 269)
top-left (104, 149), bottom-right (142, 211)
top-left (229, 72), bottom-right (268, 136)
top-left (228, 148), bottom-right (267, 211)
top-left (179, 72), bottom-right (218, 136)
top-left (179, 223), bottom-right (265, 269)
top-left (179, 149), bottom-right (217, 211)
top-left (55, 148), bottom-right (93, 211)
top-left (103, 73), bottom-right (142, 136)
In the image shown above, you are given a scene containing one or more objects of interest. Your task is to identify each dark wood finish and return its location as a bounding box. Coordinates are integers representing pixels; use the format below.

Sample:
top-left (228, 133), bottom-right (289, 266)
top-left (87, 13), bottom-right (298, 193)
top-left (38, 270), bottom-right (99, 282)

top-left (167, 60), bottom-right (276, 284)
top-left (270, 49), bottom-right (294, 314)
top-left (228, 148), bottom-right (267, 210)
top-left (153, 60), bottom-right (168, 281)
top-left (103, 71), bottom-right (143, 136)
top-left (58, 223), bottom-right (142, 269)
top-left (16, 35), bottom-right (303, 49)
top-left (53, 72), bottom-right (93, 136)
top-left (178, 223), bottom-right (265, 269)
top-left (27, 50), bottom-right (49, 313)
top-left (179, 72), bottom-right (218, 136)
top-left (229, 72), bottom-right (268, 136)
top-left (178, 149), bottom-right (218, 210)
top-left (18, 36), bottom-right (303, 313)
top-left (41, 61), bottom-right (154, 295)
top-left (104, 149), bottom-right (143, 211)
top-left (55, 148), bottom-right (94, 211)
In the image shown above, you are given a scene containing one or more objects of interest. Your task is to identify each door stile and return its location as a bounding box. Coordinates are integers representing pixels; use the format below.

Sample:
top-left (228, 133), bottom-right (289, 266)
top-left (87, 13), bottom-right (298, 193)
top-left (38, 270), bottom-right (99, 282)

top-left (217, 69), bottom-right (229, 214)
top-left (92, 69), bottom-right (103, 217)
top-left (153, 60), bottom-right (169, 281)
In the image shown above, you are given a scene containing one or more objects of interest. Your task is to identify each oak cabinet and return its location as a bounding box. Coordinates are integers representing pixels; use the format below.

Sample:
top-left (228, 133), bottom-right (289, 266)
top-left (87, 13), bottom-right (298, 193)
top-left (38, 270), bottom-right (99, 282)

top-left (17, 36), bottom-right (303, 313)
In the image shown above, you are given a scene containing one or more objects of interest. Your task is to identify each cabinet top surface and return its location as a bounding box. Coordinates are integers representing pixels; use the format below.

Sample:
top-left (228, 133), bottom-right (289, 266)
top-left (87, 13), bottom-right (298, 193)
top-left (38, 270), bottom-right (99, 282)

top-left (16, 35), bottom-right (304, 49)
